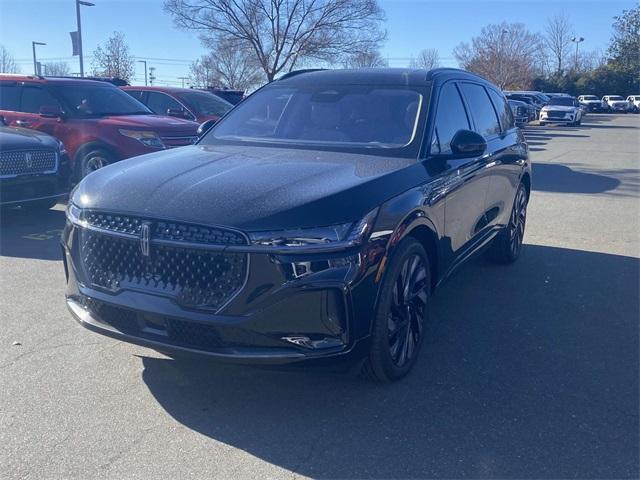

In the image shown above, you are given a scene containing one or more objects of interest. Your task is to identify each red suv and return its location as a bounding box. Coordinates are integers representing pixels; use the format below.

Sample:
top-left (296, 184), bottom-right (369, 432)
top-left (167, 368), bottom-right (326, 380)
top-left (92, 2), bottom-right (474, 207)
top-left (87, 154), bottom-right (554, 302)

top-left (0, 76), bottom-right (199, 179)
top-left (122, 86), bottom-right (233, 124)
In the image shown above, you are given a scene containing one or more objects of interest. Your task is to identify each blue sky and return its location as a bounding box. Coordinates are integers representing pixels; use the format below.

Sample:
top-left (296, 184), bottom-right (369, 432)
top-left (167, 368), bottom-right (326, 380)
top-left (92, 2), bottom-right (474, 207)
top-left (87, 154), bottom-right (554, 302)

top-left (0, 0), bottom-right (634, 86)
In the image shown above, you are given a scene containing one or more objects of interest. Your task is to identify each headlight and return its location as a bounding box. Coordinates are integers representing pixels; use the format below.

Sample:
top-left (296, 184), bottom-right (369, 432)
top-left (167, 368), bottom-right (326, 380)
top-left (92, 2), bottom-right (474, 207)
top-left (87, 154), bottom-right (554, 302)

top-left (248, 209), bottom-right (378, 248)
top-left (119, 129), bottom-right (165, 149)
top-left (66, 203), bottom-right (86, 226)
top-left (57, 139), bottom-right (67, 155)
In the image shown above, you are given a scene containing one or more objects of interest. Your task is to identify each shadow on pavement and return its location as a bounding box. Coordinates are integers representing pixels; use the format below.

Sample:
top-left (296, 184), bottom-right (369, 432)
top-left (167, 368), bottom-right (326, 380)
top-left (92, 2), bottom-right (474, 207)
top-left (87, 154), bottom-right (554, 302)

top-left (0, 206), bottom-right (66, 261)
top-left (532, 163), bottom-right (621, 194)
top-left (140, 245), bottom-right (639, 479)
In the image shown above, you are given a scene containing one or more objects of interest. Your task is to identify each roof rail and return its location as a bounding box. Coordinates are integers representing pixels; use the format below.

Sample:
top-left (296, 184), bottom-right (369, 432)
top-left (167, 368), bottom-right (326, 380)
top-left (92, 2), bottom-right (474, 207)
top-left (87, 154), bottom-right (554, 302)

top-left (278, 69), bottom-right (327, 81)
top-left (0, 73), bottom-right (43, 79)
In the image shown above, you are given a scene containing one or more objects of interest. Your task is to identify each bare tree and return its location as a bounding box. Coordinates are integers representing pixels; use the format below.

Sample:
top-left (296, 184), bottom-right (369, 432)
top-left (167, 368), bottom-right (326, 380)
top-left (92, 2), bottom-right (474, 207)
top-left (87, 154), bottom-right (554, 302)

top-left (164, 0), bottom-right (386, 81)
top-left (545, 13), bottom-right (573, 74)
top-left (410, 48), bottom-right (440, 70)
top-left (0, 45), bottom-right (20, 73)
top-left (43, 62), bottom-right (71, 76)
top-left (92, 32), bottom-right (135, 81)
top-left (343, 49), bottom-right (387, 68)
top-left (191, 39), bottom-right (264, 90)
top-left (454, 22), bottom-right (544, 89)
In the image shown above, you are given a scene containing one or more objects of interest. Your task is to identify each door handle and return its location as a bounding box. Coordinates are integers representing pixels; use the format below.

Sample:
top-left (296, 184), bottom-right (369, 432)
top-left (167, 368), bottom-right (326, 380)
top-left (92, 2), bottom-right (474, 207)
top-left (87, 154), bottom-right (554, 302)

top-left (15, 120), bottom-right (32, 127)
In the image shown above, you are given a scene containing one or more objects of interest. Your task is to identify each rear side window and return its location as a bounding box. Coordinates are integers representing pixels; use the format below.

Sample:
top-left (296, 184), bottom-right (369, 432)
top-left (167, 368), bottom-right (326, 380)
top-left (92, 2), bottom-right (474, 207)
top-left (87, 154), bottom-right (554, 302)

top-left (0, 83), bottom-right (19, 111)
top-left (430, 82), bottom-right (470, 155)
top-left (459, 83), bottom-right (501, 138)
top-left (20, 85), bottom-right (61, 114)
top-left (487, 88), bottom-right (515, 131)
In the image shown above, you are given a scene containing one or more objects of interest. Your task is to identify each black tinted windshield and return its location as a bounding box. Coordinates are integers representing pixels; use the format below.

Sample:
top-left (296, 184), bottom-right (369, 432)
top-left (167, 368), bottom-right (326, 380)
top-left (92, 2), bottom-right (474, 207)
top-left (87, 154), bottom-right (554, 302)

top-left (201, 84), bottom-right (425, 156)
top-left (177, 91), bottom-right (232, 117)
top-left (50, 84), bottom-right (152, 117)
top-left (609, 96), bottom-right (624, 101)
top-left (583, 95), bottom-right (598, 100)
top-left (548, 97), bottom-right (576, 106)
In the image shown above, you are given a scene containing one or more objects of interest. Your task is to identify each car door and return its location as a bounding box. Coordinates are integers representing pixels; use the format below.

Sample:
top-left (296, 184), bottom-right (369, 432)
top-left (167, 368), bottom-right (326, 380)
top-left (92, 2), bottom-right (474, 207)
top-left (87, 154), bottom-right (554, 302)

top-left (146, 91), bottom-right (193, 119)
top-left (6, 83), bottom-right (62, 136)
top-left (484, 86), bottom-right (526, 228)
top-left (426, 81), bottom-right (493, 261)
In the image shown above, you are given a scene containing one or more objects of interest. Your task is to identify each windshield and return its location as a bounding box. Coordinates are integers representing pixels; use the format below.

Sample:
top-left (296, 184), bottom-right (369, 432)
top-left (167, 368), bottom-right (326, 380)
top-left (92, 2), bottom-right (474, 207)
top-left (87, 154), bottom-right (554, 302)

top-left (50, 84), bottom-right (152, 118)
top-left (583, 95), bottom-right (598, 100)
top-left (609, 96), bottom-right (624, 101)
top-left (201, 84), bottom-right (424, 156)
top-left (177, 91), bottom-right (233, 117)
top-left (548, 97), bottom-right (576, 106)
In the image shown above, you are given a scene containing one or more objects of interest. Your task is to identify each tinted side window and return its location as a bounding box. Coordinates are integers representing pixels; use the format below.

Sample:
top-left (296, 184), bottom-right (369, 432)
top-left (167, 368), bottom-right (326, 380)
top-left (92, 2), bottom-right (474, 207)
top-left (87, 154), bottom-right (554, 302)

top-left (125, 90), bottom-right (145, 102)
top-left (0, 83), bottom-right (19, 111)
top-left (20, 85), bottom-right (61, 113)
top-left (487, 88), bottom-right (514, 131)
top-left (431, 82), bottom-right (470, 155)
top-left (146, 92), bottom-right (183, 115)
top-left (459, 83), bottom-right (500, 138)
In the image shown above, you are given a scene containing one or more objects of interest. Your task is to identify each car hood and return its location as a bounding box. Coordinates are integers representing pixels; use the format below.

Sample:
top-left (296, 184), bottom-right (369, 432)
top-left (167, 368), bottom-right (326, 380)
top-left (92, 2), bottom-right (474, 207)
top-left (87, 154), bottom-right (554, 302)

top-left (543, 105), bottom-right (577, 112)
top-left (73, 145), bottom-right (425, 230)
top-left (0, 126), bottom-right (58, 150)
top-left (97, 115), bottom-right (198, 134)
top-left (582, 100), bottom-right (600, 104)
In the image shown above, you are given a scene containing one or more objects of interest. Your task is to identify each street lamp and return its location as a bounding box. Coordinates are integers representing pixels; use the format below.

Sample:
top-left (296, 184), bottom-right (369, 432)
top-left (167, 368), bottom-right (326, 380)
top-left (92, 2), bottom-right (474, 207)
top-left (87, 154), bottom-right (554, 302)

top-left (138, 60), bottom-right (148, 86)
top-left (498, 28), bottom-right (508, 88)
top-left (32, 41), bottom-right (46, 75)
top-left (76, 0), bottom-right (95, 77)
top-left (571, 36), bottom-right (584, 70)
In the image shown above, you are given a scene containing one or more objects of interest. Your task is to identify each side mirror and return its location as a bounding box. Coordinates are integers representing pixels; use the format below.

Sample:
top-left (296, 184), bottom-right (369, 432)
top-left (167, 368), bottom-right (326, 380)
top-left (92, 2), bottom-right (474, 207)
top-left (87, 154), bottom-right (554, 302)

top-left (40, 105), bottom-right (63, 118)
top-left (450, 129), bottom-right (487, 157)
top-left (197, 119), bottom-right (217, 137)
top-left (167, 107), bottom-right (190, 119)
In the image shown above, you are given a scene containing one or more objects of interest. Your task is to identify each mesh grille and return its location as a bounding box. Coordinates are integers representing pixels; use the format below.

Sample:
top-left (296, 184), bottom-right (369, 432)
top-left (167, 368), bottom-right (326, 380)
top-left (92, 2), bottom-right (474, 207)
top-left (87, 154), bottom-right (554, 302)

top-left (0, 150), bottom-right (57, 177)
top-left (80, 229), bottom-right (247, 311)
top-left (547, 111), bottom-right (567, 119)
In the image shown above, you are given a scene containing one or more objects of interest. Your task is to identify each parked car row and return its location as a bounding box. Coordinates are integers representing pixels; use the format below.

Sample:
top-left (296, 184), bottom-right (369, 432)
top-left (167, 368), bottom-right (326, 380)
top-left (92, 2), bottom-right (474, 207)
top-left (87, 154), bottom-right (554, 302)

top-left (0, 74), bottom-right (238, 208)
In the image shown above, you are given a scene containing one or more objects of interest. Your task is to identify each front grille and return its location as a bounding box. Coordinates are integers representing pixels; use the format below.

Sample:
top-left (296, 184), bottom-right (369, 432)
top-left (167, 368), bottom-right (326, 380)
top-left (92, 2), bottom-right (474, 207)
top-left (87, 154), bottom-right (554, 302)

top-left (0, 149), bottom-right (57, 177)
top-left (547, 111), bottom-right (567, 119)
top-left (516, 106), bottom-right (527, 116)
top-left (79, 215), bottom-right (248, 311)
top-left (161, 135), bottom-right (198, 147)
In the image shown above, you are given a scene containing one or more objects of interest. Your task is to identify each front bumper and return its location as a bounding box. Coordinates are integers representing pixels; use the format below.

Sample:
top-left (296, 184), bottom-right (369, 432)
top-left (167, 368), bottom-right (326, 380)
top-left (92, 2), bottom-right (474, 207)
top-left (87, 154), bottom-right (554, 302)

top-left (539, 111), bottom-right (577, 124)
top-left (62, 219), bottom-right (382, 365)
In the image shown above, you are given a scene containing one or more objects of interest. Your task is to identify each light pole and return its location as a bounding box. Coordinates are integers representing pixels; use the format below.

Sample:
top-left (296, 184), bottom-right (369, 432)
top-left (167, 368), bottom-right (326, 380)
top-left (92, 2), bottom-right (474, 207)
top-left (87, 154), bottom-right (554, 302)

top-left (138, 60), bottom-right (148, 85)
top-left (571, 36), bottom-right (584, 70)
top-left (498, 28), bottom-right (508, 89)
top-left (76, 0), bottom-right (95, 77)
top-left (32, 41), bottom-right (46, 75)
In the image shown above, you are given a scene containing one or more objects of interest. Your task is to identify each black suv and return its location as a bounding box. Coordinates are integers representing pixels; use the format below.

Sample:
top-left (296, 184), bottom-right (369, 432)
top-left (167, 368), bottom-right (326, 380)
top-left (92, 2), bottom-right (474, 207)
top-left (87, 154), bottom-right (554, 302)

top-left (63, 69), bottom-right (530, 382)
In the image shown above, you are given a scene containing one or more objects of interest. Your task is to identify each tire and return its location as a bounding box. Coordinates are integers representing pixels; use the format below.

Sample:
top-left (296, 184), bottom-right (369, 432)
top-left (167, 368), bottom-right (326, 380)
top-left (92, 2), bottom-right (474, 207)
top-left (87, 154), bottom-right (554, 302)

top-left (488, 182), bottom-right (528, 264)
top-left (77, 148), bottom-right (113, 180)
top-left (361, 237), bottom-right (431, 382)
top-left (539, 121), bottom-right (546, 126)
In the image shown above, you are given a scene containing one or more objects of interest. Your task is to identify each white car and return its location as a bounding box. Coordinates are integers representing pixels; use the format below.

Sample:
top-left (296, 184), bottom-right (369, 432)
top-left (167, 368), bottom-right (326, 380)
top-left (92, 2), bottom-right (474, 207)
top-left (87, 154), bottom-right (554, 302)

top-left (626, 95), bottom-right (640, 113)
top-left (602, 95), bottom-right (628, 112)
top-left (578, 95), bottom-right (602, 112)
top-left (539, 96), bottom-right (583, 126)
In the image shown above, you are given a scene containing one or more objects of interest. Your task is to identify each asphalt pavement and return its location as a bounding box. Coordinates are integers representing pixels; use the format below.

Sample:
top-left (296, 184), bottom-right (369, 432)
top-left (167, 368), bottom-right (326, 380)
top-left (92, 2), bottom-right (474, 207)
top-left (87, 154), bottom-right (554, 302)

top-left (1, 113), bottom-right (638, 479)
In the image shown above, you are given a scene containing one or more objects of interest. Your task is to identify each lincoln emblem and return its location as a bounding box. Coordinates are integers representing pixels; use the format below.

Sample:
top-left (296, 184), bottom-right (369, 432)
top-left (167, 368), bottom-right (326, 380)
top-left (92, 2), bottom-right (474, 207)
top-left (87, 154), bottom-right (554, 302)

top-left (140, 223), bottom-right (151, 256)
top-left (24, 152), bottom-right (33, 169)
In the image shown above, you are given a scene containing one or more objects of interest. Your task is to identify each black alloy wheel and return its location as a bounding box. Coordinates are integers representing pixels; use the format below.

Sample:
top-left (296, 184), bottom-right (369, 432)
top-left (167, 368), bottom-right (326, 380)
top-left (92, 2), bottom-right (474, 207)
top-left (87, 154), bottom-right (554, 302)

top-left (489, 182), bottom-right (528, 264)
top-left (362, 238), bottom-right (430, 382)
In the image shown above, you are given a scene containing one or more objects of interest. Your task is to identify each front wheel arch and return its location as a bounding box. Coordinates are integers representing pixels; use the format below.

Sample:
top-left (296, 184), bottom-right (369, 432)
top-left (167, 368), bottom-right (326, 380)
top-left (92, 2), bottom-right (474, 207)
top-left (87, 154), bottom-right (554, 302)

top-left (73, 142), bottom-right (120, 180)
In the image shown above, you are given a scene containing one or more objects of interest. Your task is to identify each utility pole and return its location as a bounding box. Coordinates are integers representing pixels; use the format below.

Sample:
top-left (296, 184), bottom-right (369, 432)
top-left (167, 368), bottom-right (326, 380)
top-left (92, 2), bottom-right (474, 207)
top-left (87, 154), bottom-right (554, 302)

top-left (499, 28), bottom-right (508, 89)
top-left (32, 41), bottom-right (46, 75)
top-left (75, 0), bottom-right (95, 77)
top-left (178, 76), bottom-right (188, 88)
top-left (571, 36), bottom-right (584, 71)
top-left (138, 60), bottom-right (148, 85)
top-left (149, 66), bottom-right (156, 86)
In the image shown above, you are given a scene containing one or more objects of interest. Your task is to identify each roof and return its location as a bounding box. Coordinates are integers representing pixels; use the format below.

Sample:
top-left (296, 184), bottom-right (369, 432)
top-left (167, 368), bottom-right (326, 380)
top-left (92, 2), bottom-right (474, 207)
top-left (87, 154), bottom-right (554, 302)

top-left (0, 74), bottom-right (116, 86)
top-left (275, 68), bottom-right (492, 87)
top-left (122, 85), bottom-right (196, 93)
